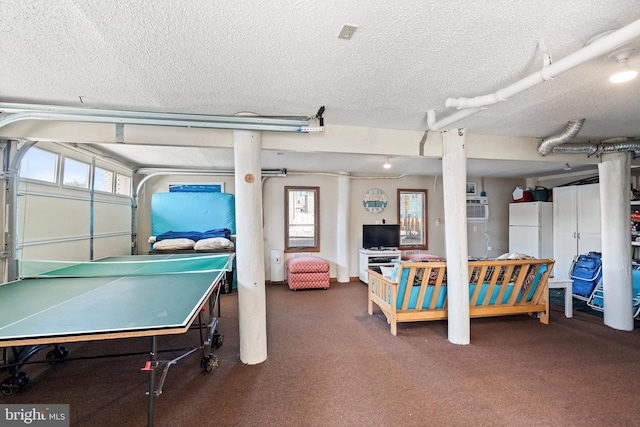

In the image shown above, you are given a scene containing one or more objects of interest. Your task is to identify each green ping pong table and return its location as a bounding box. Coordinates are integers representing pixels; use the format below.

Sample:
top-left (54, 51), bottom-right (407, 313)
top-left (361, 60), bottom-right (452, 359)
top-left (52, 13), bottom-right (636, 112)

top-left (0, 253), bottom-right (234, 426)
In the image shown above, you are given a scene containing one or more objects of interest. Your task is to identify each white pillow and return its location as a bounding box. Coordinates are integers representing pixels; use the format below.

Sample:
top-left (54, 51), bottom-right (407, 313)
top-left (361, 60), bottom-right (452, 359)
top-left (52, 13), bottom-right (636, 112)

top-left (496, 252), bottom-right (535, 260)
top-left (390, 261), bottom-right (409, 283)
top-left (153, 238), bottom-right (195, 250)
top-left (194, 237), bottom-right (235, 251)
top-left (508, 252), bottom-right (535, 260)
top-left (380, 266), bottom-right (394, 278)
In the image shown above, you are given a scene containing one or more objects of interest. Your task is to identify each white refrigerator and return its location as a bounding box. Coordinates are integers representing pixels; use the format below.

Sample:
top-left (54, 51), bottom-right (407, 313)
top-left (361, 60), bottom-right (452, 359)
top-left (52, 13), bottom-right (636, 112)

top-left (508, 202), bottom-right (553, 259)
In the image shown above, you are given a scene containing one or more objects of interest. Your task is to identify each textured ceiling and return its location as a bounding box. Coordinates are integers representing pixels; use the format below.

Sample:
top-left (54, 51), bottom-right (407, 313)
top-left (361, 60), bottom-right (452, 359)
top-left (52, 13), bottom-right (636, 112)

top-left (2, 1), bottom-right (640, 177)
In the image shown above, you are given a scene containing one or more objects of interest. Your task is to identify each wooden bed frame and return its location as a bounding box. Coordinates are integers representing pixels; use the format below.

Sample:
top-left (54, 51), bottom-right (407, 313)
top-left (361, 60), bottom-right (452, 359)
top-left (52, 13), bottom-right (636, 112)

top-left (367, 258), bottom-right (554, 335)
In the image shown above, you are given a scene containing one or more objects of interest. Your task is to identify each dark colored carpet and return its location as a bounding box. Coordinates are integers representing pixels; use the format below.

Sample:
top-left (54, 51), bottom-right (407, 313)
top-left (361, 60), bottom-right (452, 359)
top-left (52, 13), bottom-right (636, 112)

top-left (549, 288), bottom-right (602, 318)
top-left (3, 282), bottom-right (640, 426)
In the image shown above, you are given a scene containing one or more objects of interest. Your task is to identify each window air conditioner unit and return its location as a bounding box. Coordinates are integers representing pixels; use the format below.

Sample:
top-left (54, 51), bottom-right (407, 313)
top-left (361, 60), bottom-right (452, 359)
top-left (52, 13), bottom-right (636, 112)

top-left (466, 196), bottom-right (489, 222)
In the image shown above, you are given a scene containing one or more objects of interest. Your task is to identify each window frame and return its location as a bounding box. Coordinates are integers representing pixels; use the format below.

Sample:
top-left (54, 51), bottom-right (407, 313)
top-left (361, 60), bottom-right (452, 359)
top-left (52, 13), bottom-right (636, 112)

top-left (18, 147), bottom-right (59, 184)
top-left (397, 188), bottom-right (428, 250)
top-left (93, 166), bottom-right (114, 194)
top-left (115, 173), bottom-right (132, 197)
top-left (62, 156), bottom-right (90, 190)
top-left (284, 186), bottom-right (320, 252)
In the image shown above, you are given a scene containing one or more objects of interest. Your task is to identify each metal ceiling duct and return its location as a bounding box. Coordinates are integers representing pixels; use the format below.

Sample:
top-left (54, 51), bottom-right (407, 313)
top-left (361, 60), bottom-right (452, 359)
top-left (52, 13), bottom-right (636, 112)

top-left (537, 118), bottom-right (640, 158)
top-left (537, 119), bottom-right (585, 156)
top-left (552, 139), bottom-right (640, 156)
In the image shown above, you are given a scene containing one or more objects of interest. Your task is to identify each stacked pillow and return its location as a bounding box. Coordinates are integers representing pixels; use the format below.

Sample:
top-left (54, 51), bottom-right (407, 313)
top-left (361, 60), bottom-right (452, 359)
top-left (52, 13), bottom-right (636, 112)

top-left (150, 228), bottom-right (235, 251)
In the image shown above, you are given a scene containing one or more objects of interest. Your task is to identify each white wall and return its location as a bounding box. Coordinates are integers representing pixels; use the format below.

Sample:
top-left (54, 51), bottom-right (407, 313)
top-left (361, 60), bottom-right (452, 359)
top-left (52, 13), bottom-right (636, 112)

top-left (136, 171), bottom-right (523, 280)
top-left (465, 177), bottom-right (523, 258)
top-left (349, 175), bottom-right (444, 257)
top-left (262, 173), bottom-right (338, 276)
top-left (261, 172), bottom-right (523, 280)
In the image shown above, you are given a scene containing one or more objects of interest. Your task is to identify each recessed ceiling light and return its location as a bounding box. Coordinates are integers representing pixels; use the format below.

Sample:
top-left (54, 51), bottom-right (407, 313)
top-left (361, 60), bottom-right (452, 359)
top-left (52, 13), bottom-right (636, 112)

top-left (585, 31), bottom-right (638, 84)
top-left (609, 48), bottom-right (638, 83)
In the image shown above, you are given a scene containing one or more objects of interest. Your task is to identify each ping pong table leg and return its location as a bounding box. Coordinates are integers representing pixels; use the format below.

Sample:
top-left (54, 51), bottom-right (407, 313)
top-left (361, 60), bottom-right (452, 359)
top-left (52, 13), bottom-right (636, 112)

top-left (145, 336), bottom-right (205, 425)
top-left (147, 337), bottom-right (158, 427)
top-left (214, 282), bottom-right (221, 318)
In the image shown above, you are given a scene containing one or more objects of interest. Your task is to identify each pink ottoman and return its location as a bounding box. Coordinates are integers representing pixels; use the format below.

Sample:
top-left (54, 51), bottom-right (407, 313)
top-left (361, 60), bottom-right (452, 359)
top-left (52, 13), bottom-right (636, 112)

top-left (402, 253), bottom-right (445, 261)
top-left (286, 256), bottom-right (330, 290)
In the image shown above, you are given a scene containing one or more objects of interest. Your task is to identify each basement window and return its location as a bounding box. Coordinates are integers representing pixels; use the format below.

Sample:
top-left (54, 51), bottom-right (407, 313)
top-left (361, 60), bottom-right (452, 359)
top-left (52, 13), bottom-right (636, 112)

top-left (94, 167), bottom-right (114, 193)
top-left (19, 147), bottom-right (58, 183)
top-left (285, 186), bottom-right (320, 252)
top-left (115, 173), bottom-right (131, 196)
top-left (62, 157), bottom-right (90, 189)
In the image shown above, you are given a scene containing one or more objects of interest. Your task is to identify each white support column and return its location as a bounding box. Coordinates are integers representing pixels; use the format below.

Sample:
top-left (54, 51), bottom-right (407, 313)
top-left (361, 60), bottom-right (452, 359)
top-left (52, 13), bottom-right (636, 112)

top-left (599, 152), bottom-right (634, 331)
top-left (336, 172), bottom-right (351, 282)
top-left (234, 119), bottom-right (268, 364)
top-left (442, 129), bottom-right (470, 345)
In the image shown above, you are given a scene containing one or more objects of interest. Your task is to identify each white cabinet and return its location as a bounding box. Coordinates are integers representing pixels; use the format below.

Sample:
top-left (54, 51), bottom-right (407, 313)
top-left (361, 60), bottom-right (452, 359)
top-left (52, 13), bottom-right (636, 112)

top-left (552, 184), bottom-right (601, 279)
top-left (358, 248), bottom-right (401, 283)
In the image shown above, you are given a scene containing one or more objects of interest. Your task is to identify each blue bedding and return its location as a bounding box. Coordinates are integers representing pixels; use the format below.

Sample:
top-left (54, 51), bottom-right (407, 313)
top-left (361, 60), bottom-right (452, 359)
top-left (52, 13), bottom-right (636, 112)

top-left (155, 228), bottom-right (232, 242)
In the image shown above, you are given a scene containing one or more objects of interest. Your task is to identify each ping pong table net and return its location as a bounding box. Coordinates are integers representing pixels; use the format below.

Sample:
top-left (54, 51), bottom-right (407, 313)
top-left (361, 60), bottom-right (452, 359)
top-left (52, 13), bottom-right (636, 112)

top-left (18, 254), bottom-right (232, 278)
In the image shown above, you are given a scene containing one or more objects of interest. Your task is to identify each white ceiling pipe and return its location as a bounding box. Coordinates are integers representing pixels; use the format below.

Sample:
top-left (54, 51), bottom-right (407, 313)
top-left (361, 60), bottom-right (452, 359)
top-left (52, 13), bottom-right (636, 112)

top-left (427, 108), bottom-right (482, 131)
top-left (134, 168), bottom-right (286, 197)
top-left (428, 18), bottom-right (640, 130)
top-left (447, 18), bottom-right (640, 109)
top-left (136, 168), bottom-right (286, 175)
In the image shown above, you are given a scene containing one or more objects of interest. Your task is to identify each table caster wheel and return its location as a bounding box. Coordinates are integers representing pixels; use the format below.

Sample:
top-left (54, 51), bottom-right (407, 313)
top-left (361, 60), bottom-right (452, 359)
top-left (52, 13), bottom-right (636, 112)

top-left (1, 378), bottom-right (18, 396)
top-left (17, 372), bottom-right (29, 390)
top-left (200, 355), bottom-right (219, 373)
top-left (213, 333), bottom-right (224, 348)
top-left (58, 345), bottom-right (69, 358)
top-left (46, 345), bottom-right (69, 363)
top-left (1, 372), bottom-right (29, 396)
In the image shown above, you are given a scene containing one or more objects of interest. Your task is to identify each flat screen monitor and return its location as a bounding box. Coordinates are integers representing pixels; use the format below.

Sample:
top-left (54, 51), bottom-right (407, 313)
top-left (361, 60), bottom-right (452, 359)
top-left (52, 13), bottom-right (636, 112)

top-left (362, 224), bottom-right (400, 250)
